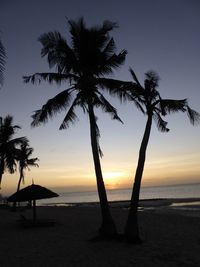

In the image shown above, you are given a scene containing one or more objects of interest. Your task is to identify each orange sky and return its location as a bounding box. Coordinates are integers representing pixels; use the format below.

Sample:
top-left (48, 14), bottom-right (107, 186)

top-left (2, 149), bottom-right (200, 195)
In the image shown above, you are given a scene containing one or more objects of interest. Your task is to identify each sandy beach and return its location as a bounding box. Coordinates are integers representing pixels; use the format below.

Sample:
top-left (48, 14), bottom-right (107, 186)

top-left (0, 199), bottom-right (200, 267)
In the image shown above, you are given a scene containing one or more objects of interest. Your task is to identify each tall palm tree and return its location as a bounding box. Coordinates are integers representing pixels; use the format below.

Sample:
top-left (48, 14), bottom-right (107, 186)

top-left (24, 18), bottom-right (127, 237)
top-left (16, 143), bottom-right (39, 192)
top-left (0, 115), bottom-right (27, 188)
top-left (124, 69), bottom-right (200, 243)
top-left (0, 38), bottom-right (6, 87)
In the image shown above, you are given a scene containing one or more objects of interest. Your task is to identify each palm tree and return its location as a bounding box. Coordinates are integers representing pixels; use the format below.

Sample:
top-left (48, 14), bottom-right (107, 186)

top-left (124, 69), bottom-right (200, 243)
top-left (16, 143), bottom-right (39, 192)
top-left (23, 18), bottom-right (127, 237)
top-left (0, 38), bottom-right (6, 87)
top-left (0, 115), bottom-right (27, 189)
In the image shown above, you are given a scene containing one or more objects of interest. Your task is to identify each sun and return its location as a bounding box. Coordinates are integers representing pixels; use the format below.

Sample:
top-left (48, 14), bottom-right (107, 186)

top-left (103, 172), bottom-right (124, 190)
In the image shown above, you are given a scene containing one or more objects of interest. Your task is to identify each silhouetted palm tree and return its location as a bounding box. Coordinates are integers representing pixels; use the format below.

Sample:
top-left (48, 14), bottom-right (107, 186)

top-left (16, 143), bottom-right (39, 191)
top-left (0, 38), bottom-right (6, 87)
top-left (24, 18), bottom-right (127, 237)
top-left (0, 115), bottom-right (27, 188)
top-left (124, 69), bottom-right (200, 243)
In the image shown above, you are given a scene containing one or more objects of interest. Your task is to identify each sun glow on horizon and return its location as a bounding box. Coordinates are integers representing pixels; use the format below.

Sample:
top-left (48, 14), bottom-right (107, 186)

top-left (103, 171), bottom-right (127, 190)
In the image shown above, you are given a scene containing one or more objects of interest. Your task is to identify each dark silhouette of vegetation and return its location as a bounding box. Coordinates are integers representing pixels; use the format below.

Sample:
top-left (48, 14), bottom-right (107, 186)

top-left (24, 17), bottom-right (128, 238)
top-left (16, 143), bottom-right (39, 192)
top-left (0, 115), bottom-right (28, 189)
top-left (0, 38), bottom-right (6, 87)
top-left (123, 69), bottom-right (200, 243)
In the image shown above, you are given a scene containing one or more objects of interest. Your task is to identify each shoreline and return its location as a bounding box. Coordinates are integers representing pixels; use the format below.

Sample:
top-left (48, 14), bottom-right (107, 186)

top-left (38, 197), bottom-right (200, 208)
top-left (3, 197), bottom-right (200, 217)
top-left (35, 197), bottom-right (200, 218)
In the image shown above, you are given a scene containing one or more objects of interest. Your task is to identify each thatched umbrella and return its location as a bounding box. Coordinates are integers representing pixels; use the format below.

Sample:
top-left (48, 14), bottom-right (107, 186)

top-left (7, 183), bottom-right (59, 223)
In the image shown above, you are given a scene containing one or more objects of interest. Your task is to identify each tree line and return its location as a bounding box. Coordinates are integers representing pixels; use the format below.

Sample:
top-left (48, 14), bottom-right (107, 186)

top-left (0, 115), bottom-right (39, 192)
top-left (1, 17), bottom-right (199, 243)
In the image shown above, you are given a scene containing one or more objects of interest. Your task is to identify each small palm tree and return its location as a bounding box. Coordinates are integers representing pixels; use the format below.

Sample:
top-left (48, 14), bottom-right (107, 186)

top-left (0, 38), bottom-right (6, 87)
top-left (24, 18), bottom-right (127, 237)
top-left (16, 143), bottom-right (39, 192)
top-left (0, 115), bottom-right (27, 188)
top-left (124, 69), bottom-right (200, 243)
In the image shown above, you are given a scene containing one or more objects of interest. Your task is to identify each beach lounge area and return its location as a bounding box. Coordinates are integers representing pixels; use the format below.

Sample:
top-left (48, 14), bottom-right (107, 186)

top-left (0, 198), bottom-right (200, 267)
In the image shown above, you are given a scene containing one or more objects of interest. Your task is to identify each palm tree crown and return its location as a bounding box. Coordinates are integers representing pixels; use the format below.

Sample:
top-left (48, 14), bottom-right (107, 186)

top-left (0, 115), bottom-right (27, 187)
top-left (24, 17), bottom-right (126, 155)
top-left (128, 69), bottom-right (200, 130)
top-left (16, 142), bottom-right (39, 191)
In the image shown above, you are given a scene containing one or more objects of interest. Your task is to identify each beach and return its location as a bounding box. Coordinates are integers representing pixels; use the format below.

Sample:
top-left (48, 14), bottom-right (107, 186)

top-left (0, 199), bottom-right (200, 267)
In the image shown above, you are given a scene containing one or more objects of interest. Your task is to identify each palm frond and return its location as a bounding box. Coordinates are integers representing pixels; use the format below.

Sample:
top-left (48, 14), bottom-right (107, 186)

top-left (3, 144), bottom-right (19, 173)
top-left (0, 116), bottom-right (26, 180)
top-left (68, 17), bottom-right (86, 37)
top-left (97, 93), bottom-right (123, 123)
top-left (26, 147), bottom-right (34, 158)
top-left (39, 31), bottom-right (64, 57)
top-left (145, 71), bottom-right (160, 88)
top-left (67, 17), bottom-right (125, 76)
top-left (97, 77), bottom-right (132, 102)
top-left (186, 105), bottom-right (200, 126)
top-left (2, 115), bottom-right (20, 129)
top-left (0, 116), bottom-right (22, 143)
top-left (153, 113), bottom-right (169, 132)
top-left (101, 20), bottom-right (118, 33)
top-left (129, 68), bottom-right (142, 87)
top-left (5, 153), bottom-right (16, 173)
top-left (26, 158), bottom-right (39, 167)
top-left (68, 17), bottom-right (86, 56)
top-left (159, 99), bottom-right (187, 114)
top-left (8, 137), bottom-right (28, 147)
top-left (23, 72), bottom-right (77, 85)
top-left (59, 97), bottom-right (79, 130)
top-left (128, 84), bottom-right (145, 101)
top-left (18, 143), bottom-right (39, 168)
top-left (31, 89), bottom-right (72, 127)
top-left (102, 38), bottom-right (116, 58)
top-left (99, 50), bottom-right (127, 75)
top-left (0, 38), bottom-right (6, 87)
top-left (39, 31), bottom-right (78, 73)
top-left (132, 99), bottom-right (146, 114)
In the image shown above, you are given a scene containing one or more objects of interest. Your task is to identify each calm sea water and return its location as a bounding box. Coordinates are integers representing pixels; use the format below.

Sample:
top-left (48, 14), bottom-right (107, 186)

top-left (38, 183), bottom-right (200, 206)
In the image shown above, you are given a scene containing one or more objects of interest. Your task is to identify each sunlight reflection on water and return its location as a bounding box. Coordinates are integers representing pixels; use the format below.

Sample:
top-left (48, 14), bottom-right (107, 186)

top-left (38, 183), bottom-right (200, 206)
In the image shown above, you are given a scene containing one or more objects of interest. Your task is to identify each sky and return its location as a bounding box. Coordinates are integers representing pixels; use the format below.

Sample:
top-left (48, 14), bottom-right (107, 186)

top-left (0, 0), bottom-right (200, 195)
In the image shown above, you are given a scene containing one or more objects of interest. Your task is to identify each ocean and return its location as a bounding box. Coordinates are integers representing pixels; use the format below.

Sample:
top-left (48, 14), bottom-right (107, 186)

top-left (38, 183), bottom-right (200, 206)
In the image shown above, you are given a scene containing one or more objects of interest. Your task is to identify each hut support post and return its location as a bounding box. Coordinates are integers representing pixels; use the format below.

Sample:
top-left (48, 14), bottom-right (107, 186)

top-left (33, 200), bottom-right (36, 224)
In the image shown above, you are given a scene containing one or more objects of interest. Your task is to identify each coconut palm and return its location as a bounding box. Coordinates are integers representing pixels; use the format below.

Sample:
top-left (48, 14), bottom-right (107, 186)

top-left (0, 115), bottom-right (27, 188)
top-left (16, 143), bottom-right (39, 192)
top-left (0, 38), bottom-right (6, 87)
top-left (23, 18), bottom-right (127, 237)
top-left (124, 68), bottom-right (200, 243)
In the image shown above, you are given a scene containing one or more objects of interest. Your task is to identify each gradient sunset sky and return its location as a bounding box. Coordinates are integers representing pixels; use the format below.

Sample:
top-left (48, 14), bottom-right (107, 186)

top-left (0, 0), bottom-right (200, 195)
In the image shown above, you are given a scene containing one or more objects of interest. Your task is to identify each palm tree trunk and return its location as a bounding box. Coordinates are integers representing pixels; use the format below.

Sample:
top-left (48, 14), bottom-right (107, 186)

top-left (33, 199), bottom-right (36, 225)
top-left (125, 115), bottom-right (152, 243)
top-left (88, 102), bottom-right (117, 238)
top-left (0, 158), bottom-right (4, 189)
top-left (0, 171), bottom-right (3, 190)
top-left (17, 168), bottom-right (24, 192)
top-left (13, 168), bottom-right (24, 210)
